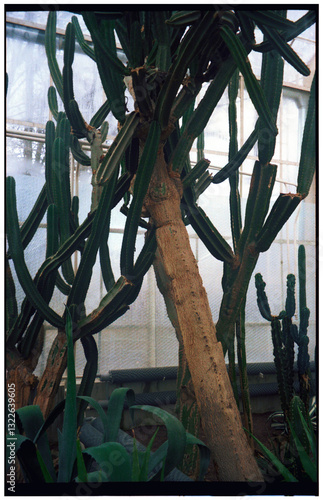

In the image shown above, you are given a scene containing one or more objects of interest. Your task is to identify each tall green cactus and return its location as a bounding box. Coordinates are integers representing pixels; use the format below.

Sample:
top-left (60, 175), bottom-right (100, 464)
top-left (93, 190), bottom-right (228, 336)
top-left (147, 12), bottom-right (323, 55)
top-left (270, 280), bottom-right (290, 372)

top-left (255, 245), bottom-right (312, 417)
top-left (6, 8), bottom-right (316, 481)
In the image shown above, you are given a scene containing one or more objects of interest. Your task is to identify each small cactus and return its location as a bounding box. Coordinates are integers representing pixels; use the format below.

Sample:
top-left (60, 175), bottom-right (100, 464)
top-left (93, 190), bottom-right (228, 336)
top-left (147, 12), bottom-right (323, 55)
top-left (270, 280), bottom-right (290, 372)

top-left (255, 245), bottom-right (311, 416)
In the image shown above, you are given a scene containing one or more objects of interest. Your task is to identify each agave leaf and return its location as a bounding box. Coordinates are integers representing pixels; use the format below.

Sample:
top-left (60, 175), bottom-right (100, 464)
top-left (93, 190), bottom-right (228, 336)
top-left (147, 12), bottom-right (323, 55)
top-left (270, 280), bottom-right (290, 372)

top-left (185, 432), bottom-right (210, 481)
top-left (83, 442), bottom-right (132, 481)
top-left (288, 418), bottom-right (317, 481)
top-left (57, 308), bottom-right (77, 482)
top-left (7, 434), bottom-right (46, 483)
top-left (106, 388), bottom-right (135, 442)
top-left (76, 439), bottom-right (88, 482)
top-left (247, 431), bottom-right (298, 481)
top-left (76, 335), bottom-right (98, 428)
top-left (15, 405), bottom-right (56, 481)
top-left (131, 405), bottom-right (187, 480)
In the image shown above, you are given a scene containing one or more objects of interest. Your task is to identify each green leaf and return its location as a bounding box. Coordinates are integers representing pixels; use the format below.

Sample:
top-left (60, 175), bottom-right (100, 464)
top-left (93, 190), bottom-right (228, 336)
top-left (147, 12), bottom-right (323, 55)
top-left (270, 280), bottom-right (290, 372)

top-left (7, 434), bottom-right (46, 483)
top-left (106, 388), bottom-right (135, 442)
top-left (57, 308), bottom-right (77, 482)
top-left (15, 405), bottom-right (56, 481)
top-left (185, 432), bottom-right (210, 481)
top-left (288, 417), bottom-right (317, 481)
top-left (131, 405), bottom-right (186, 480)
top-left (247, 431), bottom-right (298, 482)
top-left (83, 442), bottom-right (132, 481)
top-left (76, 335), bottom-right (98, 428)
top-left (36, 449), bottom-right (55, 483)
top-left (76, 439), bottom-right (88, 482)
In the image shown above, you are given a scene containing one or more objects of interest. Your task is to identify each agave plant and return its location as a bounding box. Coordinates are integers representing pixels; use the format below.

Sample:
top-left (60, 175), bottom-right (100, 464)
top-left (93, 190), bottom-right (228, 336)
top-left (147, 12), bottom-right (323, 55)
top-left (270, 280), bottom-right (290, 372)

top-left (6, 310), bottom-right (210, 486)
top-left (6, 8), bottom-right (316, 481)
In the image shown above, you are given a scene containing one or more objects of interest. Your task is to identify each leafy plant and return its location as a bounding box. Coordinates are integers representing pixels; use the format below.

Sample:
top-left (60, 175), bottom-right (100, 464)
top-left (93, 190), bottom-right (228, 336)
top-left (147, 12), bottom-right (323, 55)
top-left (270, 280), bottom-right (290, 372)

top-left (7, 309), bottom-right (210, 484)
top-left (248, 398), bottom-right (317, 482)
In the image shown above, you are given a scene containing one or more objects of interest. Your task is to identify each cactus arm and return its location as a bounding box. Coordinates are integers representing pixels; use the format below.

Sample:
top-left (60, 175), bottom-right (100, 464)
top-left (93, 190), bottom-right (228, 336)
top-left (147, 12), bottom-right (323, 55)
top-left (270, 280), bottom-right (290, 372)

top-left (298, 245), bottom-right (307, 310)
top-left (81, 12), bottom-right (129, 76)
top-left (255, 194), bottom-right (302, 253)
top-left (258, 16), bottom-right (284, 166)
top-left (89, 100), bottom-right (111, 129)
top-left (48, 86), bottom-right (59, 121)
top-left (19, 204), bottom-right (59, 358)
top-left (71, 15), bottom-right (96, 62)
top-left (129, 19), bottom-right (144, 68)
top-left (220, 25), bottom-right (277, 137)
top-left (238, 162), bottom-right (277, 254)
top-left (297, 73), bottom-right (316, 198)
top-left (243, 10), bottom-right (296, 31)
top-left (132, 227), bottom-right (157, 281)
top-left (228, 69), bottom-right (242, 252)
top-left (70, 135), bottom-right (91, 166)
top-left (95, 112), bottom-right (140, 186)
top-left (52, 136), bottom-right (74, 285)
top-left (82, 12), bottom-right (127, 123)
top-left (257, 23), bottom-right (310, 77)
top-left (182, 158), bottom-right (211, 190)
top-left (212, 125), bottom-right (258, 184)
top-left (184, 193), bottom-right (235, 264)
top-left (67, 168), bottom-right (118, 310)
top-left (18, 184), bottom-right (48, 253)
top-left (45, 12), bottom-right (64, 100)
top-left (44, 120), bottom-right (56, 205)
top-left (253, 10), bottom-right (316, 53)
top-left (155, 12), bottom-right (216, 129)
top-left (6, 256), bottom-right (18, 332)
top-left (120, 121), bottom-right (161, 277)
top-left (166, 10), bottom-right (201, 27)
top-left (169, 55), bottom-right (237, 175)
top-left (75, 277), bottom-right (133, 340)
top-left (254, 273), bottom-right (273, 321)
top-left (6, 177), bottom-right (64, 329)
top-left (170, 79), bottom-right (202, 123)
top-left (99, 219), bottom-right (115, 292)
top-left (152, 11), bottom-right (171, 71)
top-left (286, 274), bottom-right (296, 318)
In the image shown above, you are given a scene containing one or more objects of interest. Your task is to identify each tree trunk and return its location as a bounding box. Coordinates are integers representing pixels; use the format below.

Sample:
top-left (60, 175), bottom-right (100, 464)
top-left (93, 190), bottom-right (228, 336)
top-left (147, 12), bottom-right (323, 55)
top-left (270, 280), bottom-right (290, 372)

top-left (144, 148), bottom-right (263, 481)
top-left (6, 326), bottom-right (44, 409)
top-left (33, 330), bottom-right (67, 419)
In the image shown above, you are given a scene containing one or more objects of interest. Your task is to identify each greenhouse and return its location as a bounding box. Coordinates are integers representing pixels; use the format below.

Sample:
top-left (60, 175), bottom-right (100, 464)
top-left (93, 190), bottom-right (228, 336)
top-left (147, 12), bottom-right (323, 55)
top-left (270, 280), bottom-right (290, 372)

top-left (5, 7), bottom-right (317, 494)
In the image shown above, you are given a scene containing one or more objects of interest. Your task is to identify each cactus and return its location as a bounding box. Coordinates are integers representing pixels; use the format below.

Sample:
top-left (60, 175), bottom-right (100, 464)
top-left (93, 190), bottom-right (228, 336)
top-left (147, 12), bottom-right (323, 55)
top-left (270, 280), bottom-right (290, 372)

top-left (255, 245), bottom-right (311, 417)
top-left (6, 9), bottom-right (316, 482)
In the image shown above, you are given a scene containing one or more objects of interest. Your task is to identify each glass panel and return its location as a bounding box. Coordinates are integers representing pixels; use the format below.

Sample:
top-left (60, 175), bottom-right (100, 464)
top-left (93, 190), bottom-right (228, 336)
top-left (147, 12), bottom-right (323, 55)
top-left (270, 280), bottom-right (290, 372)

top-left (6, 24), bottom-right (50, 124)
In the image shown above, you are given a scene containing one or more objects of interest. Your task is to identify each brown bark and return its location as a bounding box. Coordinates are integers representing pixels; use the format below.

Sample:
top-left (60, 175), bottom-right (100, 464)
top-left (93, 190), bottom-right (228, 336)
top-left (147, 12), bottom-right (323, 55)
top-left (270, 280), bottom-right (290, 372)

top-left (144, 149), bottom-right (263, 481)
top-left (6, 326), bottom-right (44, 409)
top-left (33, 330), bottom-right (68, 419)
